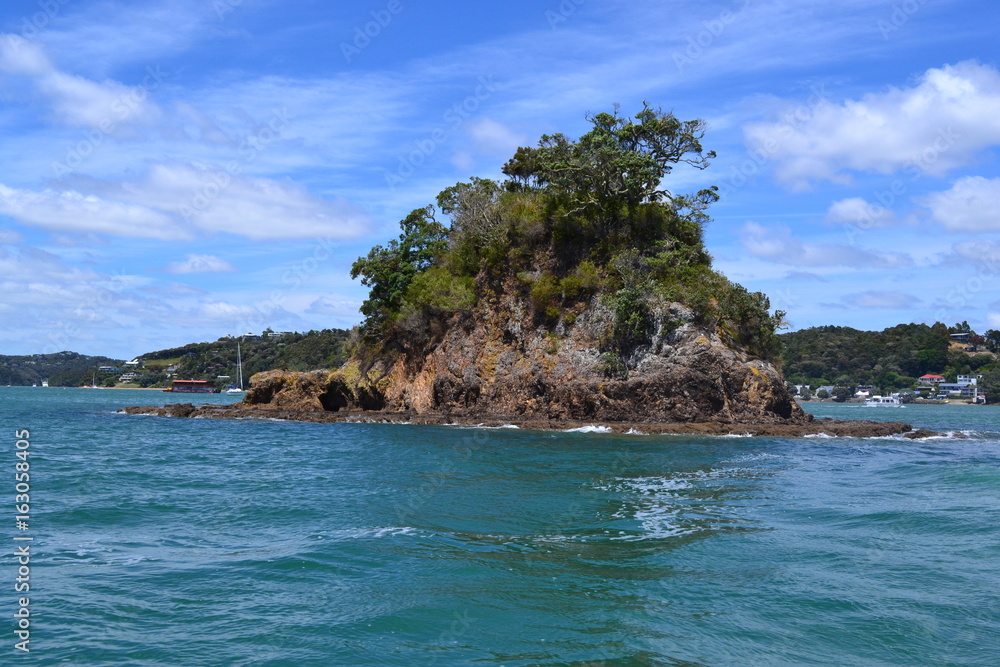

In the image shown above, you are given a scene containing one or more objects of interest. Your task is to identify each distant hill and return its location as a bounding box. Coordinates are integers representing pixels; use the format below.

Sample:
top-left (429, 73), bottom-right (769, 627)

top-left (0, 351), bottom-right (125, 387)
top-left (1, 328), bottom-right (352, 388)
top-left (133, 328), bottom-right (352, 388)
top-left (779, 323), bottom-right (998, 389)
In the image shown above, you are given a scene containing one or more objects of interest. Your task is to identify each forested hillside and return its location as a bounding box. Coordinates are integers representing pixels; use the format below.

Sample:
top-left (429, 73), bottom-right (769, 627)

top-left (0, 352), bottom-right (125, 386)
top-left (1, 329), bottom-right (351, 388)
top-left (136, 329), bottom-right (351, 388)
top-left (780, 323), bottom-right (999, 394)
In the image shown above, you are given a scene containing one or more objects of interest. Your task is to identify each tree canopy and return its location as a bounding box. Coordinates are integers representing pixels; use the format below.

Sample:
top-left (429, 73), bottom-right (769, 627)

top-left (349, 103), bottom-right (784, 361)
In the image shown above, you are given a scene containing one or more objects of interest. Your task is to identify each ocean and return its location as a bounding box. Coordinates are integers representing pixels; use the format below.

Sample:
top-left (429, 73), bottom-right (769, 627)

top-left (4, 387), bottom-right (999, 665)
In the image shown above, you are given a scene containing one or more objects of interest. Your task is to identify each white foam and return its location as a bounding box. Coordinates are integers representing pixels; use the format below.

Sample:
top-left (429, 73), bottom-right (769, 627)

top-left (565, 425), bottom-right (613, 433)
top-left (326, 526), bottom-right (417, 540)
top-left (610, 507), bottom-right (695, 541)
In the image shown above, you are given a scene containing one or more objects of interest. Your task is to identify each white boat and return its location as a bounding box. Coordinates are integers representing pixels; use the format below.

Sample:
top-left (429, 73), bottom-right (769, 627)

top-left (225, 340), bottom-right (245, 394)
top-left (41, 380), bottom-right (49, 387)
top-left (865, 394), bottom-right (904, 407)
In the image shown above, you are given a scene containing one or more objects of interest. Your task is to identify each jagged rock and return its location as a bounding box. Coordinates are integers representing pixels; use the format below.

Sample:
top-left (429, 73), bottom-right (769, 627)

top-left (241, 297), bottom-right (808, 426)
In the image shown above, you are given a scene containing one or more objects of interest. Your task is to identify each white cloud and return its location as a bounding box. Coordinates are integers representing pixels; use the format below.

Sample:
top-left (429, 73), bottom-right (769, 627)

top-left (465, 118), bottom-right (528, 155)
top-left (842, 291), bottom-right (921, 309)
top-left (0, 164), bottom-right (368, 241)
top-left (744, 61), bottom-right (1000, 187)
top-left (0, 35), bottom-right (52, 75)
top-left (0, 33), bottom-right (162, 130)
top-left (739, 222), bottom-right (912, 268)
top-left (165, 254), bottom-right (236, 274)
top-left (937, 240), bottom-right (1000, 265)
top-left (988, 313), bottom-right (1000, 329)
top-left (306, 296), bottom-right (362, 317)
top-left (0, 228), bottom-right (22, 244)
top-left (126, 163), bottom-right (369, 241)
top-left (919, 176), bottom-right (1000, 232)
top-left (825, 197), bottom-right (898, 228)
top-left (785, 271), bottom-right (828, 282)
top-left (0, 183), bottom-right (181, 239)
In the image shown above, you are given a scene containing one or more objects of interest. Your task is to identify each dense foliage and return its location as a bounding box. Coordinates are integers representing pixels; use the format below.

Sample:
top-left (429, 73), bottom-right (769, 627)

top-left (351, 103), bottom-right (784, 361)
top-left (0, 351), bottom-right (124, 387)
top-left (781, 323), bottom-right (1000, 399)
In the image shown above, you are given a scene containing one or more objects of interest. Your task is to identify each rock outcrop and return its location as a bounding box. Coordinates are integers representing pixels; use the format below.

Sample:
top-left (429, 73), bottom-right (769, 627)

top-left (241, 295), bottom-right (807, 426)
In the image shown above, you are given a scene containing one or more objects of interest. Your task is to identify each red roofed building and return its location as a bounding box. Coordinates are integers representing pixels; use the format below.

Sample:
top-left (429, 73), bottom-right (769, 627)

top-left (918, 374), bottom-right (945, 385)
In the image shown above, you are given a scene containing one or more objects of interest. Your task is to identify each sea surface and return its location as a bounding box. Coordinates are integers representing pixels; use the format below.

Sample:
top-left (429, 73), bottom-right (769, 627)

top-left (4, 387), bottom-right (1000, 666)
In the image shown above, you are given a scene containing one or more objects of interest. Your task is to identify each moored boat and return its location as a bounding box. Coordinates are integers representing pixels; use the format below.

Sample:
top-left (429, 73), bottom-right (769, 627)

top-left (865, 394), bottom-right (904, 407)
top-left (163, 380), bottom-right (219, 393)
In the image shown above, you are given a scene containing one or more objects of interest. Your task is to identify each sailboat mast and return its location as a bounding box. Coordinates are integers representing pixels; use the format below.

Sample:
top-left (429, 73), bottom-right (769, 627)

top-left (237, 340), bottom-right (243, 390)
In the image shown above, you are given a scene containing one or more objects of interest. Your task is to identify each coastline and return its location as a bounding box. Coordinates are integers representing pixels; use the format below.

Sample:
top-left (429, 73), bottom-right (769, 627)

top-left (119, 402), bottom-right (934, 438)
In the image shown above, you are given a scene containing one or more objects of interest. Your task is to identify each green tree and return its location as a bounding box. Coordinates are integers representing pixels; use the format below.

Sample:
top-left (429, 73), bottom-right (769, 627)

top-left (816, 388), bottom-right (829, 399)
top-left (502, 102), bottom-right (718, 225)
top-left (979, 369), bottom-right (1000, 404)
top-left (984, 330), bottom-right (1000, 352)
top-left (832, 386), bottom-right (853, 402)
top-left (350, 207), bottom-right (448, 331)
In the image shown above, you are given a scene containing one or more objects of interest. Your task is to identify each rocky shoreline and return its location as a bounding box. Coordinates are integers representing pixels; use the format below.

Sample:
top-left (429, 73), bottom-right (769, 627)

top-left (119, 402), bottom-right (943, 438)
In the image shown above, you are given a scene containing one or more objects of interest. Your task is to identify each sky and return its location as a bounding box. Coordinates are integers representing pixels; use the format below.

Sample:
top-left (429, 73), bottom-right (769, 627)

top-left (1, 0), bottom-right (998, 359)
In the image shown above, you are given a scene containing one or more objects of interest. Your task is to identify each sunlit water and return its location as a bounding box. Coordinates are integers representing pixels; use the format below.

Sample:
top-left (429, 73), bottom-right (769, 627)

top-left (4, 387), bottom-right (999, 665)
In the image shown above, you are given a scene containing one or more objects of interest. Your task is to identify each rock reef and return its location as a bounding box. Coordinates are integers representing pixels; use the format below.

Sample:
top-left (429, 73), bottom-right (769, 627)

top-left (122, 296), bottom-right (942, 438)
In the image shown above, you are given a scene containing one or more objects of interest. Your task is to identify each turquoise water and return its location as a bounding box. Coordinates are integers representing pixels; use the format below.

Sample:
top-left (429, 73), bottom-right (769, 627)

top-left (4, 387), bottom-right (999, 665)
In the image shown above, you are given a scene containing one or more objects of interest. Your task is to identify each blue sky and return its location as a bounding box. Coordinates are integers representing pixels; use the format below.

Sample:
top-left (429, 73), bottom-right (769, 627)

top-left (1, 0), bottom-right (998, 359)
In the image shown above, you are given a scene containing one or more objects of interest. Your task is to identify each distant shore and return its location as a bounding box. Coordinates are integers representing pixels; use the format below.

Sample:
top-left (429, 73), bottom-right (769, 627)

top-left (796, 397), bottom-right (989, 406)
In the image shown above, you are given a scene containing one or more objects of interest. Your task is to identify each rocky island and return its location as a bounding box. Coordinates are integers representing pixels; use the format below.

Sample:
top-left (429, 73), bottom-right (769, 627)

top-left (126, 104), bottom-right (926, 438)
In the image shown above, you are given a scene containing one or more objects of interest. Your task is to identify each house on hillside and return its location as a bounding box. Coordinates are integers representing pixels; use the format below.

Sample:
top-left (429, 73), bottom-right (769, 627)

top-left (918, 374), bottom-right (945, 385)
top-left (950, 332), bottom-right (971, 343)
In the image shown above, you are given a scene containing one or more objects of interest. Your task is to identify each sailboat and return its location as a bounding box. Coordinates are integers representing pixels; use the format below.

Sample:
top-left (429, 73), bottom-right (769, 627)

top-left (225, 340), bottom-right (245, 394)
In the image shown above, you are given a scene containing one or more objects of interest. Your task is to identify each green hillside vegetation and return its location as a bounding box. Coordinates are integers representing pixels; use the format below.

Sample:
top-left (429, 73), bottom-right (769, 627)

top-left (1, 329), bottom-right (351, 388)
top-left (136, 328), bottom-right (351, 388)
top-left (0, 351), bottom-right (125, 387)
top-left (351, 103), bottom-right (785, 365)
top-left (780, 323), bottom-right (1000, 402)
